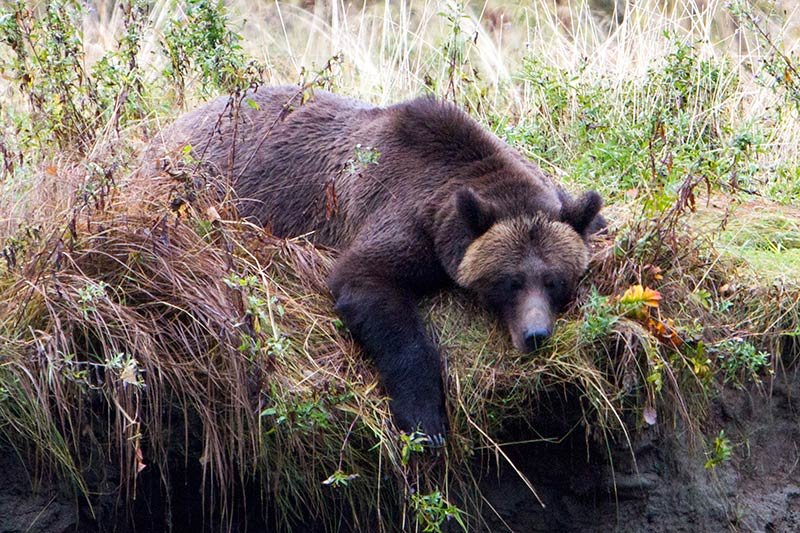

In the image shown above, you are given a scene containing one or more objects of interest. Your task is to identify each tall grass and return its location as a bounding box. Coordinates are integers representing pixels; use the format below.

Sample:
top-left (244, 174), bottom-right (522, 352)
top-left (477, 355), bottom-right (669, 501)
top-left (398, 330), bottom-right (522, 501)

top-left (1, 0), bottom-right (799, 530)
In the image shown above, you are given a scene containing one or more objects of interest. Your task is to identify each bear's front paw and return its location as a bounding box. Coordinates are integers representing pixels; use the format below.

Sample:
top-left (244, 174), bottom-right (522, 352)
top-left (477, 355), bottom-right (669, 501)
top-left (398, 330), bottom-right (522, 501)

top-left (391, 397), bottom-right (448, 448)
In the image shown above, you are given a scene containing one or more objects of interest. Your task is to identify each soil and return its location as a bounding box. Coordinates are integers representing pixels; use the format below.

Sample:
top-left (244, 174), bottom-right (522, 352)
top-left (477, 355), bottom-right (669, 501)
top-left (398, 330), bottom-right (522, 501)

top-left (2, 369), bottom-right (798, 533)
top-left (480, 368), bottom-right (800, 532)
top-left (0, 464), bottom-right (77, 533)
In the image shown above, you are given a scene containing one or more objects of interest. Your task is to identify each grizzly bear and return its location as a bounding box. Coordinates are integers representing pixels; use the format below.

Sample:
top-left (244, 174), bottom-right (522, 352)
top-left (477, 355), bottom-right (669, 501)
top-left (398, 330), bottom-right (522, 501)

top-left (155, 86), bottom-right (604, 445)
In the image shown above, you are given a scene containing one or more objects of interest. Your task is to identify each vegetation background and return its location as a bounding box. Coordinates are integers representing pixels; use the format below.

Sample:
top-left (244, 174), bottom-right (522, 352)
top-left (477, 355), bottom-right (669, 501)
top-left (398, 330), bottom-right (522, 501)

top-left (0, 0), bottom-right (799, 531)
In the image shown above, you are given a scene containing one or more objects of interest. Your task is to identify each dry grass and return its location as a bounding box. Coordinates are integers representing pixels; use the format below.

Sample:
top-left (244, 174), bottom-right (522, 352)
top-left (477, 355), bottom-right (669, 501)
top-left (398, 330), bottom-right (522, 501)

top-left (1, 150), bottom-right (795, 529)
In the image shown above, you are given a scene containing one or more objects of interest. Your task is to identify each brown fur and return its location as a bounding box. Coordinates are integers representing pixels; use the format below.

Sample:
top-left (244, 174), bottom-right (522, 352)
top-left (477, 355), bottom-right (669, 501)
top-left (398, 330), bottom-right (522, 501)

top-left (153, 87), bottom-right (563, 252)
top-left (153, 86), bottom-right (604, 440)
top-left (456, 215), bottom-right (588, 288)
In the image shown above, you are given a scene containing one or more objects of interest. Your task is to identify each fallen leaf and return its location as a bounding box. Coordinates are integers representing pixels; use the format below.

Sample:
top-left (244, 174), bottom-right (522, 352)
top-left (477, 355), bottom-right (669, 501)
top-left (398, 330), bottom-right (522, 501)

top-left (646, 317), bottom-right (684, 348)
top-left (643, 406), bottom-right (657, 426)
top-left (135, 445), bottom-right (146, 474)
top-left (120, 363), bottom-right (138, 386)
top-left (206, 206), bottom-right (221, 223)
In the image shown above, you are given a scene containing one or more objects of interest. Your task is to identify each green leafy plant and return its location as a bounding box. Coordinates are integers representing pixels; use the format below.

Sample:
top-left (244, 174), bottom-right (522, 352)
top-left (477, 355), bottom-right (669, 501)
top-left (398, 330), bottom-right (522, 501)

top-left (261, 396), bottom-right (333, 435)
top-left (76, 281), bottom-right (109, 318)
top-left (105, 352), bottom-right (145, 388)
top-left (161, 0), bottom-right (262, 102)
top-left (322, 469), bottom-right (359, 488)
top-left (399, 431), bottom-right (427, 466)
top-left (579, 289), bottom-right (619, 343)
top-left (712, 339), bottom-right (770, 384)
top-left (704, 430), bottom-right (733, 469)
top-left (411, 490), bottom-right (466, 533)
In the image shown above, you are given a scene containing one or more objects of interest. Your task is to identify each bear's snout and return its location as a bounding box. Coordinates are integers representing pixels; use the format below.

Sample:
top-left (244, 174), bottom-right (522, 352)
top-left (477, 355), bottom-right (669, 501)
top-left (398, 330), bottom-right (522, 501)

top-left (509, 289), bottom-right (553, 353)
top-left (523, 327), bottom-right (551, 352)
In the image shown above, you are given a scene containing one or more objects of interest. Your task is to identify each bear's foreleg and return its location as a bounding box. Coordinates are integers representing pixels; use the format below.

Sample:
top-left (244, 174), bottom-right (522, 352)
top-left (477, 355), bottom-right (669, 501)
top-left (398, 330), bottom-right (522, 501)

top-left (329, 266), bottom-right (448, 445)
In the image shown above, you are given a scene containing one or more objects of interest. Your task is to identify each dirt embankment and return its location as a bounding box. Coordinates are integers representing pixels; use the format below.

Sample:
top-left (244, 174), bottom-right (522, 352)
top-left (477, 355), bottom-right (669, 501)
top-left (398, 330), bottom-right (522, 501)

top-left (2, 363), bottom-right (798, 533)
top-left (481, 366), bottom-right (800, 532)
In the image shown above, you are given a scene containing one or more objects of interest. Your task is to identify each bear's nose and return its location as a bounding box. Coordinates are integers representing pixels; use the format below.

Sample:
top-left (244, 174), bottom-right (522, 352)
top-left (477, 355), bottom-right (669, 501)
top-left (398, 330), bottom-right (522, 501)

top-left (523, 328), bottom-right (551, 352)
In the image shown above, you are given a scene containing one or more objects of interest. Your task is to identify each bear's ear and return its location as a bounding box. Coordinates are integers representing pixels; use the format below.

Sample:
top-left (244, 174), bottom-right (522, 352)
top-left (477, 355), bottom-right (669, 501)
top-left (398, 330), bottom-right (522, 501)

top-left (456, 187), bottom-right (496, 236)
top-left (561, 190), bottom-right (604, 237)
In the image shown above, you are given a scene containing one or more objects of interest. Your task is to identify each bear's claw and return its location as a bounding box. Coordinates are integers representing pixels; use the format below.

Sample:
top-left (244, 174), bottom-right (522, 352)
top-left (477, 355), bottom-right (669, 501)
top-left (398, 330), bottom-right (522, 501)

top-left (391, 397), bottom-right (448, 449)
top-left (428, 433), bottom-right (446, 448)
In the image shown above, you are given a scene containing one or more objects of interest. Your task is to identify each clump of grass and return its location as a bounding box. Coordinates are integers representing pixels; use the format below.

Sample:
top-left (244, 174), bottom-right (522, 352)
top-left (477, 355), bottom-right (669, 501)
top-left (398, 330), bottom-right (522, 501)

top-left (696, 200), bottom-right (800, 282)
top-left (2, 153), bottom-right (792, 529)
top-left (0, 162), bottom-right (535, 527)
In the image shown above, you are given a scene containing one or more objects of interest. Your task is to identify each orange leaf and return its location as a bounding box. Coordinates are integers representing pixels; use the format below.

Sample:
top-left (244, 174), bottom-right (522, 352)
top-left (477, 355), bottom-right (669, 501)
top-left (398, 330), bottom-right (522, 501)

top-left (135, 445), bottom-right (147, 475)
top-left (642, 288), bottom-right (662, 307)
top-left (646, 317), bottom-right (684, 348)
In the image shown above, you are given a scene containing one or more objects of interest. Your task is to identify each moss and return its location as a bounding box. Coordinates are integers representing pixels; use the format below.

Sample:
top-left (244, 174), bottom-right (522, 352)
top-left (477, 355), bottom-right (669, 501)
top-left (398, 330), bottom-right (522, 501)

top-left (693, 201), bottom-right (800, 285)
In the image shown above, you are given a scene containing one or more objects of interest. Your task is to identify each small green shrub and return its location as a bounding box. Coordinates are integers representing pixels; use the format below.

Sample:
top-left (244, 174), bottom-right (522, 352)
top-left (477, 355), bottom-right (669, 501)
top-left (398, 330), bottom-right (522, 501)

top-left (704, 430), bottom-right (733, 469)
top-left (161, 0), bottom-right (262, 103)
top-left (712, 339), bottom-right (770, 385)
top-left (411, 490), bottom-right (466, 533)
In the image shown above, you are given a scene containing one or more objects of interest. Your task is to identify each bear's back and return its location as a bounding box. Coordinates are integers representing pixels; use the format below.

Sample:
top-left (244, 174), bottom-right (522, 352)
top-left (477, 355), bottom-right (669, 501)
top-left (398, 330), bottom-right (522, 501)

top-left (151, 87), bottom-right (563, 248)
top-left (155, 86), bottom-right (389, 245)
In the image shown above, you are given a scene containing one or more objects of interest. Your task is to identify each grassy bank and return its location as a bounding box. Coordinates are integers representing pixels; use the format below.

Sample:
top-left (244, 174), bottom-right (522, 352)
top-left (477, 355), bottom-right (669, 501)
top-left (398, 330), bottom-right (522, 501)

top-left (1, 0), bottom-right (799, 530)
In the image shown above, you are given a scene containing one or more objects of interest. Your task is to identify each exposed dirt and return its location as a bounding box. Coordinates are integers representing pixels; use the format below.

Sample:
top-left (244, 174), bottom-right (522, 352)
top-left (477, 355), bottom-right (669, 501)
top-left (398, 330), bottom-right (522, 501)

top-left (2, 369), bottom-right (798, 532)
top-left (0, 460), bottom-right (77, 533)
top-left (480, 368), bottom-right (800, 532)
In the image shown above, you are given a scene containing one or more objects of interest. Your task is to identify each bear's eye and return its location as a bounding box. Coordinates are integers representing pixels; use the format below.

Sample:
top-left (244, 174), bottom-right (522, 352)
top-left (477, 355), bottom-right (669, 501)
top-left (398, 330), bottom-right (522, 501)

top-left (486, 276), bottom-right (525, 308)
top-left (544, 275), bottom-right (570, 311)
top-left (500, 275), bottom-right (524, 293)
top-left (544, 277), bottom-right (566, 291)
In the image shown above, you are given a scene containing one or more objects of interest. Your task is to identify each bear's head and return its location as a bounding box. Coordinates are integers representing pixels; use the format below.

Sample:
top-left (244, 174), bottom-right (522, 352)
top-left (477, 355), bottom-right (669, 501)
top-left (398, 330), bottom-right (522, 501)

top-left (453, 188), bottom-right (603, 352)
